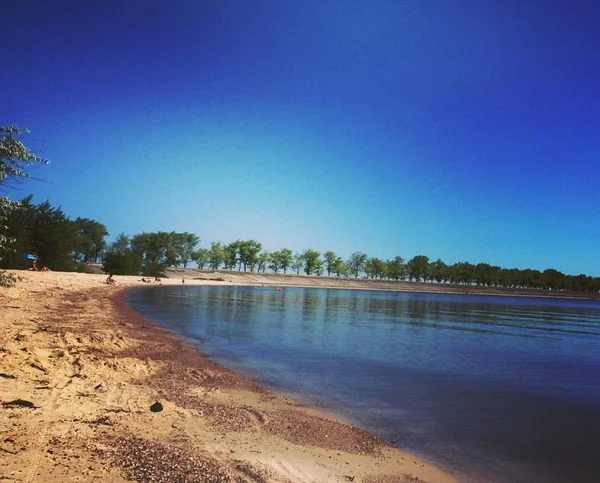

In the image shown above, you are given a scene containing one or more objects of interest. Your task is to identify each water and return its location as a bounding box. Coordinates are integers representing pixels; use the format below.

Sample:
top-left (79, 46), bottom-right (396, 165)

top-left (127, 286), bottom-right (600, 483)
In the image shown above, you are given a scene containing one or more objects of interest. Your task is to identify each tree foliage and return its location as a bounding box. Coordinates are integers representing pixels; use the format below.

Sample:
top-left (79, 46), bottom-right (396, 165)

top-left (302, 249), bottom-right (322, 275)
top-left (292, 253), bottom-right (304, 275)
top-left (407, 255), bottom-right (430, 282)
top-left (323, 251), bottom-right (337, 276)
top-left (347, 252), bottom-right (367, 278)
top-left (0, 126), bottom-right (49, 188)
top-left (270, 248), bottom-right (293, 274)
top-left (73, 217), bottom-right (109, 263)
top-left (1, 126), bottom-right (49, 256)
top-left (131, 231), bottom-right (199, 268)
top-left (191, 248), bottom-right (210, 269)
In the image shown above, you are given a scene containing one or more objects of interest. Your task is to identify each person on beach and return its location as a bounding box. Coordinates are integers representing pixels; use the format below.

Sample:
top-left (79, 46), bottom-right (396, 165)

top-left (106, 274), bottom-right (116, 285)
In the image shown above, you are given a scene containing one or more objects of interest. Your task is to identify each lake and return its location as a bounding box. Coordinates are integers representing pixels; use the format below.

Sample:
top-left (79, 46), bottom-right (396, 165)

top-left (127, 286), bottom-right (600, 483)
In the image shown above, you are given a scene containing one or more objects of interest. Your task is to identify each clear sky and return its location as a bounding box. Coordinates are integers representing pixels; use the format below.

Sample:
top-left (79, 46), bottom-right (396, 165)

top-left (3, 0), bottom-right (600, 276)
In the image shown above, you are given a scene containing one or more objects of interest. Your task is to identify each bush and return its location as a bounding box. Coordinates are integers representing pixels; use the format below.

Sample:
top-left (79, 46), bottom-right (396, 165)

top-left (142, 263), bottom-right (167, 278)
top-left (102, 251), bottom-right (143, 276)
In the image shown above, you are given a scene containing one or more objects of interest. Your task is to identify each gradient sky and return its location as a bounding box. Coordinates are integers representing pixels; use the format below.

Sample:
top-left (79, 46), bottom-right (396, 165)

top-left (3, 0), bottom-right (600, 275)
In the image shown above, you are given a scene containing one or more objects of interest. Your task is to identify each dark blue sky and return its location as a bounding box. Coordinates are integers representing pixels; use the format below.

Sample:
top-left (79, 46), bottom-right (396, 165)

top-left (3, 0), bottom-right (600, 275)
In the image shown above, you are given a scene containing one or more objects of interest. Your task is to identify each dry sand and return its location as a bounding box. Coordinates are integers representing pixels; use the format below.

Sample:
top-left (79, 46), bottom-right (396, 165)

top-left (1, 270), bottom-right (456, 483)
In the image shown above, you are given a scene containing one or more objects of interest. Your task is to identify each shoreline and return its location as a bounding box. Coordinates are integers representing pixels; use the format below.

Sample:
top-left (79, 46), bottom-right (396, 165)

top-left (0, 270), bottom-right (456, 482)
top-left (168, 268), bottom-right (600, 301)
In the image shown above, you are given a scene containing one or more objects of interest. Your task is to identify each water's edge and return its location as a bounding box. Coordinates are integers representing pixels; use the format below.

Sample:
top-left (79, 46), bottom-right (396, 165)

top-left (122, 285), bottom-right (463, 481)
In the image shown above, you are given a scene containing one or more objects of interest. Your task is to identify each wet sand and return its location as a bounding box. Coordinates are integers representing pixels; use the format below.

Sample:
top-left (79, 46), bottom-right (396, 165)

top-left (0, 270), bottom-right (456, 482)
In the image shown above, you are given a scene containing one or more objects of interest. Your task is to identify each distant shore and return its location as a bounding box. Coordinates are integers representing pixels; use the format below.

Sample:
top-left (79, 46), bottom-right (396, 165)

top-left (0, 270), bottom-right (456, 483)
top-left (168, 267), bottom-right (600, 300)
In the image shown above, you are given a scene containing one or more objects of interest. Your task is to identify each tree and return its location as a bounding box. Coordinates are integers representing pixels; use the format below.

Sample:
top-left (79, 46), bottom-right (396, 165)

top-left (302, 249), bottom-right (322, 275)
top-left (543, 268), bottom-right (566, 291)
top-left (275, 248), bottom-right (293, 274)
top-left (365, 257), bottom-right (385, 279)
top-left (131, 232), bottom-right (165, 265)
top-left (223, 241), bottom-right (239, 270)
top-left (347, 252), bottom-right (367, 278)
top-left (191, 248), bottom-right (210, 269)
top-left (72, 217), bottom-right (108, 263)
top-left (110, 233), bottom-right (131, 254)
top-left (429, 259), bottom-right (448, 283)
top-left (386, 256), bottom-right (406, 281)
top-left (448, 261), bottom-right (475, 285)
top-left (238, 239), bottom-right (262, 271)
top-left (0, 126), bottom-right (49, 190)
top-left (209, 242), bottom-right (224, 270)
top-left (177, 232), bottom-right (200, 268)
top-left (323, 251), bottom-right (337, 276)
top-left (102, 250), bottom-right (143, 275)
top-left (129, 231), bottom-right (198, 268)
top-left (407, 255), bottom-right (430, 282)
top-left (333, 257), bottom-right (347, 277)
top-left (292, 253), bottom-right (304, 275)
top-left (257, 251), bottom-right (271, 273)
top-left (1, 126), bottom-right (49, 255)
top-left (102, 233), bottom-right (143, 276)
top-left (0, 197), bottom-right (78, 271)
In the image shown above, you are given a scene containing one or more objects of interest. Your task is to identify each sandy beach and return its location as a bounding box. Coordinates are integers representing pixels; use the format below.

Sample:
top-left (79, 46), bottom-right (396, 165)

top-left (0, 270), bottom-right (456, 483)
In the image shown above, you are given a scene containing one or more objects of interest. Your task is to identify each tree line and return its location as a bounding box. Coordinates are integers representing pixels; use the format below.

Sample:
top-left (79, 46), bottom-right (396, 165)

top-left (1, 125), bottom-right (599, 292)
top-left (100, 233), bottom-right (600, 293)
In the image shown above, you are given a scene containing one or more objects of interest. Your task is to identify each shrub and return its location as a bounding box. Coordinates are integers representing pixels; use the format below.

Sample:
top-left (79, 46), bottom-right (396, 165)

top-left (102, 251), bottom-right (143, 276)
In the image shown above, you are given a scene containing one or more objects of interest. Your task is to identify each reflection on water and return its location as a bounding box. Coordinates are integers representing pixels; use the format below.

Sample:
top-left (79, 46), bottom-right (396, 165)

top-left (128, 287), bottom-right (600, 483)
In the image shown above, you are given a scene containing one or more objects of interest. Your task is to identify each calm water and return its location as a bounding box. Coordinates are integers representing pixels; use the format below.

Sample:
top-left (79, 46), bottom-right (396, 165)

top-left (127, 286), bottom-right (600, 483)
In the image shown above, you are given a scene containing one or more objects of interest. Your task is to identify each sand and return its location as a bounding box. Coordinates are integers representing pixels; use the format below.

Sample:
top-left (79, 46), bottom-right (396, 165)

top-left (0, 270), bottom-right (456, 483)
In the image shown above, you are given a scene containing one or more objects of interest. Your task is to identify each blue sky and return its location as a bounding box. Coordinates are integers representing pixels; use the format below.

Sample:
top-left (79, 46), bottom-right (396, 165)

top-left (3, 0), bottom-right (600, 275)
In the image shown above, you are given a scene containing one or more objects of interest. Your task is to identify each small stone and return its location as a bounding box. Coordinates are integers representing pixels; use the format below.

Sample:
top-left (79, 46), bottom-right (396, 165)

top-left (150, 401), bottom-right (163, 412)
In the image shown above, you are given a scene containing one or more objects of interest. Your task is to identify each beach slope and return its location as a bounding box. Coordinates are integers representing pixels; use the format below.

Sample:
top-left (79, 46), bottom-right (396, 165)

top-left (0, 271), bottom-right (455, 483)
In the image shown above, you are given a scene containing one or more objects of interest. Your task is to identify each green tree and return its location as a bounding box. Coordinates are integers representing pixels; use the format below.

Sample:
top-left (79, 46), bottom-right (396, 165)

top-left (386, 256), bottom-right (406, 281)
top-left (238, 239), bottom-right (262, 271)
top-left (177, 232), bottom-right (200, 268)
top-left (102, 232), bottom-right (142, 275)
top-left (448, 261), bottom-right (475, 285)
top-left (209, 242), bottom-right (224, 270)
top-left (429, 259), bottom-right (448, 283)
top-left (191, 248), bottom-right (211, 269)
top-left (110, 233), bottom-right (131, 254)
top-left (323, 251), bottom-right (337, 276)
top-left (542, 268), bottom-right (566, 291)
top-left (131, 232), bottom-right (165, 265)
top-left (407, 255), bottom-right (430, 282)
top-left (73, 217), bottom-right (109, 263)
top-left (278, 248), bottom-right (293, 274)
top-left (333, 257), bottom-right (347, 277)
top-left (302, 249), bottom-right (322, 275)
top-left (257, 251), bottom-right (271, 273)
top-left (223, 241), bottom-right (239, 270)
top-left (129, 231), bottom-right (197, 268)
top-left (347, 252), bottom-right (367, 278)
top-left (1, 126), bottom-right (49, 258)
top-left (0, 197), bottom-right (78, 271)
top-left (365, 257), bottom-right (385, 279)
top-left (102, 251), bottom-right (143, 275)
top-left (0, 126), bottom-right (49, 190)
top-left (292, 252), bottom-right (304, 275)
